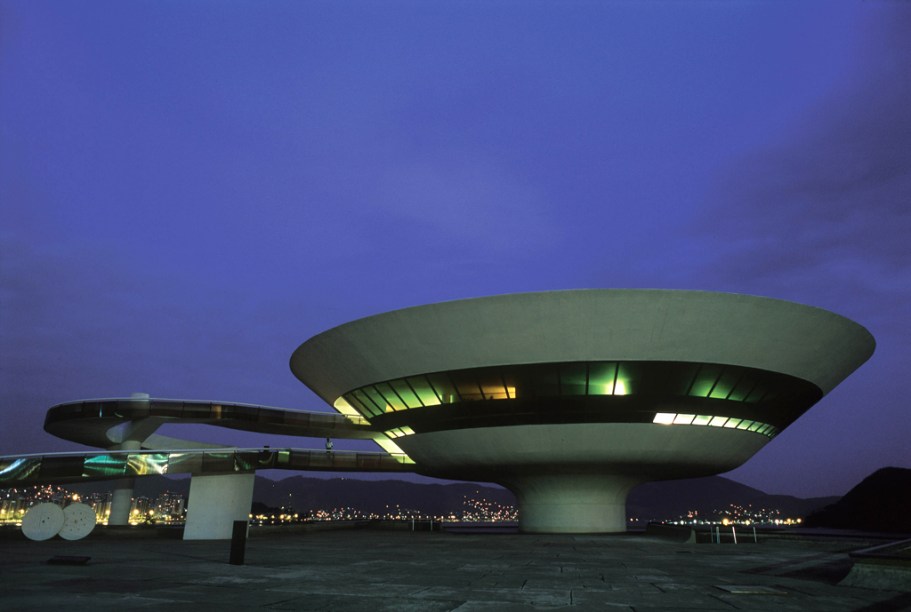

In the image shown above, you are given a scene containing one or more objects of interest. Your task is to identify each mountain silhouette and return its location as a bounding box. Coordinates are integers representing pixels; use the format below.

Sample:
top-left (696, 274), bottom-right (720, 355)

top-left (69, 473), bottom-right (838, 521)
top-left (804, 467), bottom-right (911, 532)
top-left (627, 476), bottom-right (837, 522)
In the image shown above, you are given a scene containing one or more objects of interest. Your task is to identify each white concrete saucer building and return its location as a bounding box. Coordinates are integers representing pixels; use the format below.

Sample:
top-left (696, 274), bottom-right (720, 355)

top-left (1, 289), bottom-right (875, 538)
top-left (292, 290), bottom-right (875, 533)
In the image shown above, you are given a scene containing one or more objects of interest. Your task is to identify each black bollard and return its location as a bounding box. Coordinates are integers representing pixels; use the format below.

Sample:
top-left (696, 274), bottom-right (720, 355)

top-left (229, 520), bottom-right (247, 565)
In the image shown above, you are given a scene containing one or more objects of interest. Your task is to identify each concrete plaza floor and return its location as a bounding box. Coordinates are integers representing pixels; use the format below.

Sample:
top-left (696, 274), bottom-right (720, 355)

top-left (0, 527), bottom-right (909, 611)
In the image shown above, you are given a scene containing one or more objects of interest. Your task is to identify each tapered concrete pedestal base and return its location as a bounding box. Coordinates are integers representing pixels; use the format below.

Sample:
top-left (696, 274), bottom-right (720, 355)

top-left (184, 473), bottom-right (254, 540)
top-left (506, 474), bottom-right (641, 533)
top-left (401, 423), bottom-right (771, 534)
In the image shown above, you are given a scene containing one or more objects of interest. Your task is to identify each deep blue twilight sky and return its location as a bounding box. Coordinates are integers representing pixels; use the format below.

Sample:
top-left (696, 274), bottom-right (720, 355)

top-left (1, 1), bottom-right (908, 497)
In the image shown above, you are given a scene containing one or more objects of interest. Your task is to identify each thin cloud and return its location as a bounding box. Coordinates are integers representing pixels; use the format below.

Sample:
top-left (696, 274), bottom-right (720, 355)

top-left (375, 156), bottom-right (560, 253)
top-left (703, 8), bottom-right (911, 299)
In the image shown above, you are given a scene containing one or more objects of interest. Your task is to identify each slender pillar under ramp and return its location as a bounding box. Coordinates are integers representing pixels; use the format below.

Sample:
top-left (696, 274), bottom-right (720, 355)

top-left (108, 478), bottom-right (135, 525)
top-left (184, 473), bottom-right (255, 540)
top-left (505, 473), bottom-right (641, 533)
top-left (108, 440), bottom-right (142, 526)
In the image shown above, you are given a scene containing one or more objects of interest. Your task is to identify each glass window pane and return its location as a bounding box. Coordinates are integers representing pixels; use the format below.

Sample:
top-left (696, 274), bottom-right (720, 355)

top-left (222, 404), bottom-right (257, 423)
top-left (375, 383), bottom-right (407, 411)
top-left (181, 401), bottom-right (212, 418)
top-left (74, 402), bottom-right (98, 418)
top-left (477, 367), bottom-right (508, 400)
top-left (257, 407), bottom-right (284, 426)
top-left (168, 452), bottom-right (203, 474)
top-left (723, 418), bottom-right (742, 428)
top-left (479, 383), bottom-right (508, 400)
top-left (115, 399), bottom-right (149, 419)
top-left (353, 389), bottom-right (383, 416)
top-left (0, 457), bottom-right (41, 481)
top-left (588, 362), bottom-right (618, 395)
top-left (525, 364), bottom-right (559, 397)
top-left (343, 392), bottom-right (370, 417)
top-left (709, 416), bottom-right (728, 427)
top-left (657, 362), bottom-right (699, 396)
top-left (82, 454), bottom-right (127, 478)
top-left (427, 373), bottom-right (459, 404)
top-left (759, 388), bottom-right (778, 402)
top-left (150, 400), bottom-right (183, 417)
top-left (450, 371), bottom-right (484, 401)
top-left (501, 369), bottom-right (518, 399)
top-left (128, 453), bottom-right (168, 476)
top-left (615, 363), bottom-right (638, 395)
top-left (40, 456), bottom-right (84, 479)
top-left (559, 363), bottom-right (587, 396)
top-left (233, 452), bottom-right (253, 472)
top-left (40, 456), bottom-right (83, 480)
top-left (689, 364), bottom-right (722, 398)
top-left (709, 369), bottom-right (741, 399)
top-left (744, 382), bottom-right (768, 403)
top-left (406, 376), bottom-right (441, 406)
top-left (202, 451), bottom-right (235, 473)
top-left (363, 386), bottom-right (392, 413)
top-left (286, 451), bottom-right (311, 470)
top-left (692, 415), bottom-right (712, 426)
top-left (727, 374), bottom-right (756, 402)
top-left (390, 379), bottom-right (422, 409)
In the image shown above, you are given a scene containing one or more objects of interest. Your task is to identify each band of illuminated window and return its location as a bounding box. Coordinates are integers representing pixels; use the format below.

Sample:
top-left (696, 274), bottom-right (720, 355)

top-left (339, 361), bottom-right (819, 421)
top-left (384, 426), bottom-right (415, 439)
top-left (652, 413), bottom-right (778, 438)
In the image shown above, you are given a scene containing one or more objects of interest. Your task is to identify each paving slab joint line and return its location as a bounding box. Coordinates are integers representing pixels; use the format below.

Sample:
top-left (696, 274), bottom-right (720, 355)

top-left (707, 592), bottom-right (740, 609)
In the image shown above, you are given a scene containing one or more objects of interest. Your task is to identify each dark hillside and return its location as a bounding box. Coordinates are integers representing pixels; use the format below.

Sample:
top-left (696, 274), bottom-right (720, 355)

top-left (804, 467), bottom-right (911, 532)
top-left (627, 476), bottom-right (836, 521)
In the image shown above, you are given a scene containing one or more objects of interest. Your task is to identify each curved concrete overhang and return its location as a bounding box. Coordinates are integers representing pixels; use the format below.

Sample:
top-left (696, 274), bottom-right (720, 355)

top-left (395, 423), bottom-right (768, 482)
top-left (290, 289), bottom-right (875, 403)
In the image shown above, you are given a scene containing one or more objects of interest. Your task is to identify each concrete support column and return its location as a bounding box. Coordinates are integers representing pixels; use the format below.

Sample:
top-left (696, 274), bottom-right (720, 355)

top-left (184, 473), bottom-right (255, 540)
top-left (504, 473), bottom-right (642, 534)
top-left (108, 439), bottom-right (142, 526)
top-left (108, 478), bottom-right (135, 525)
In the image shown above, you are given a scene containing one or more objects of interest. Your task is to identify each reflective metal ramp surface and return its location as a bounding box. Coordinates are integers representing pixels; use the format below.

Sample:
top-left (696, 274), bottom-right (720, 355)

top-left (0, 447), bottom-right (415, 486)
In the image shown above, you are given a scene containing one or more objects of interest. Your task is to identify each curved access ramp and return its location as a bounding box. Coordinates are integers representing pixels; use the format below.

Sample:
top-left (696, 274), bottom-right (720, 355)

top-left (0, 447), bottom-right (415, 487)
top-left (1, 446), bottom-right (416, 539)
top-left (43, 397), bottom-right (379, 450)
top-left (13, 397), bottom-right (414, 541)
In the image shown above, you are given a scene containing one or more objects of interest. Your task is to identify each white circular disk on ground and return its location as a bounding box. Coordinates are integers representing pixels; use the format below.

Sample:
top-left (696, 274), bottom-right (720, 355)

top-left (21, 503), bottom-right (65, 541)
top-left (59, 503), bottom-right (96, 540)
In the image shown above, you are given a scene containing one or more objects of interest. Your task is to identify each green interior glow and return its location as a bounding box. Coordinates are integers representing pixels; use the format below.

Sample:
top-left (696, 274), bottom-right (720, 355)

top-left (689, 364), bottom-right (722, 398)
top-left (338, 361), bottom-right (818, 434)
top-left (406, 376), bottom-right (442, 406)
top-left (588, 362), bottom-right (619, 395)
